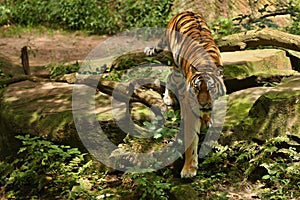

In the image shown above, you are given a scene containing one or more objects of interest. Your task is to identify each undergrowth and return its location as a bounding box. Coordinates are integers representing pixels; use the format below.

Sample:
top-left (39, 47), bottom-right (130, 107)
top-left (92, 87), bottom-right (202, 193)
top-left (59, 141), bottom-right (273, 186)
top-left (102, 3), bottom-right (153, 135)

top-left (0, 0), bottom-right (173, 35)
top-left (1, 130), bottom-right (299, 199)
top-left (196, 136), bottom-right (300, 199)
top-left (45, 61), bottom-right (80, 78)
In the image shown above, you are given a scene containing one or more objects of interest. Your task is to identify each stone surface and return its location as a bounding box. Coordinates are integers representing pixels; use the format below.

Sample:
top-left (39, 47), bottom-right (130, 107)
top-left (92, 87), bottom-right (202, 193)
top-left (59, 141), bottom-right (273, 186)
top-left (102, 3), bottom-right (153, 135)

top-left (248, 76), bottom-right (300, 140)
top-left (170, 184), bottom-right (198, 200)
top-left (222, 76), bottom-right (300, 146)
top-left (0, 80), bottom-right (132, 160)
top-left (222, 49), bottom-right (294, 79)
top-left (0, 81), bottom-right (81, 159)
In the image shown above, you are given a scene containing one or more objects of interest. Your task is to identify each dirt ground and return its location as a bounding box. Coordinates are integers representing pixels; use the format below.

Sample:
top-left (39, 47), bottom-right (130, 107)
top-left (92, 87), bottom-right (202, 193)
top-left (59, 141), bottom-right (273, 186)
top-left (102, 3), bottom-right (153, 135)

top-left (0, 30), bottom-right (107, 76)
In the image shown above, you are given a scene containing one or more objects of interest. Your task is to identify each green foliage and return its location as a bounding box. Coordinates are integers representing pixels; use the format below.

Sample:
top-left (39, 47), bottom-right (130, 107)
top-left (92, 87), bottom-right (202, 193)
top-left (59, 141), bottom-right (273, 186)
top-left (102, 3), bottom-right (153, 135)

top-left (212, 1), bottom-right (300, 38)
top-left (115, 0), bottom-right (173, 30)
top-left (124, 170), bottom-right (171, 200)
top-left (0, 4), bottom-right (12, 25)
top-left (45, 61), bottom-right (80, 78)
top-left (102, 68), bottom-right (123, 81)
top-left (143, 110), bottom-right (180, 141)
top-left (210, 17), bottom-right (241, 38)
top-left (1, 135), bottom-right (98, 199)
top-left (0, 63), bottom-right (10, 88)
top-left (1, 0), bottom-right (173, 34)
top-left (233, 4), bottom-right (279, 31)
top-left (196, 136), bottom-right (300, 199)
top-left (249, 137), bottom-right (300, 199)
top-left (286, 0), bottom-right (300, 35)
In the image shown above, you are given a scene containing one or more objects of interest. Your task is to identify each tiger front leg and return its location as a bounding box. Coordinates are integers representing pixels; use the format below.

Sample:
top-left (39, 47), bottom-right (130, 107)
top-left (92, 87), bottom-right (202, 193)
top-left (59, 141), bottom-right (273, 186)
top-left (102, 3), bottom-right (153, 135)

top-left (180, 96), bottom-right (200, 178)
top-left (180, 133), bottom-right (199, 178)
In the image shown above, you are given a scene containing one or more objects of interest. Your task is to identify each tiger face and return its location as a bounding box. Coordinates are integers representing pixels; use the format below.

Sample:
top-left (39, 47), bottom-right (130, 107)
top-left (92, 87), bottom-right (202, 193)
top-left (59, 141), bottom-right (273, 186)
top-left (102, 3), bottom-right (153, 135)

top-left (189, 71), bottom-right (225, 130)
top-left (192, 76), bottom-right (212, 110)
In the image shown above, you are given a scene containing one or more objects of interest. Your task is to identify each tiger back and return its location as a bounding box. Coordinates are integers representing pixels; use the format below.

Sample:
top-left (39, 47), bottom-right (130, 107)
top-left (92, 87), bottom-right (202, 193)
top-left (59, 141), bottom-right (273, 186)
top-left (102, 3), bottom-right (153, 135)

top-left (144, 11), bottom-right (226, 178)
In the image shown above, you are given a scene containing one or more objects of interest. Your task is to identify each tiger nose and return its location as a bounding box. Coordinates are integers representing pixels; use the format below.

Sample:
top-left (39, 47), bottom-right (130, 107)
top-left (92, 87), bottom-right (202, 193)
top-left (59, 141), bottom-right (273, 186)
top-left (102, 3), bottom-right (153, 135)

top-left (199, 102), bottom-right (212, 110)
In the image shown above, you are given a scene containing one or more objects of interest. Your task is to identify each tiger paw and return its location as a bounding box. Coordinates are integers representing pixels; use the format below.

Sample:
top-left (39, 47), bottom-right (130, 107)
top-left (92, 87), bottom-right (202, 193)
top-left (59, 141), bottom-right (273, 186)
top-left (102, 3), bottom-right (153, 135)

top-left (180, 166), bottom-right (197, 178)
top-left (163, 95), bottom-right (178, 106)
top-left (144, 46), bottom-right (155, 56)
top-left (163, 95), bottom-right (173, 106)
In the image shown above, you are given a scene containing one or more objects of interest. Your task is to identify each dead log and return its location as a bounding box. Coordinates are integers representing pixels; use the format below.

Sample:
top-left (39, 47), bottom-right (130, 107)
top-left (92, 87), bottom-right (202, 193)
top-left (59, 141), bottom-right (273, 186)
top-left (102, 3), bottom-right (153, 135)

top-left (97, 78), bottom-right (166, 111)
top-left (217, 28), bottom-right (300, 52)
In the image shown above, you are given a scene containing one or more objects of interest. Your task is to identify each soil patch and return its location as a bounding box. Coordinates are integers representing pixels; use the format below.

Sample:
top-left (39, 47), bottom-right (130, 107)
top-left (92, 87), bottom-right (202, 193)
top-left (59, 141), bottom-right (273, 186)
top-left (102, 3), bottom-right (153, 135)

top-left (0, 30), bottom-right (107, 75)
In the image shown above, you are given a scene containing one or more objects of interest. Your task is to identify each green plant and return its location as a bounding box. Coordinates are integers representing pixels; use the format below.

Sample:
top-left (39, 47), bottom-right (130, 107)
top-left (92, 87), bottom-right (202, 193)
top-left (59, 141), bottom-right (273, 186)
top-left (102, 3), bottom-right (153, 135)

top-left (2, 135), bottom-right (97, 199)
top-left (234, 1), bottom-right (300, 34)
top-left (143, 110), bottom-right (180, 141)
top-left (0, 4), bottom-right (12, 25)
top-left (286, 0), bottom-right (300, 35)
top-left (1, 0), bottom-right (173, 35)
top-left (211, 1), bottom-right (300, 39)
top-left (252, 137), bottom-right (300, 199)
top-left (102, 68), bottom-right (123, 81)
top-left (0, 64), bottom-right (10, 88)
top-left (191, 135), bottom-right (300, 199)
top-left (45, 61), bottom-right (80, 78)
top-left (123, 170), bottom-right (171, 200)
top-left (116, 0), bottom-right (173, 30)
top-left (210, 17), bottom-right (241, 38)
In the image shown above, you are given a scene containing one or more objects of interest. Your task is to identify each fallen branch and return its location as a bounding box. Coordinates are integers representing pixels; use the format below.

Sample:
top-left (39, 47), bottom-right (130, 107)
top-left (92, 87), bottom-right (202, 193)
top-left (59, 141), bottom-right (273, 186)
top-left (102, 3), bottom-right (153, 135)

top-left (72, 74), bottom-right (167, 117)
top-left (217, 28), bottom-right (300, 52)
top-left (96, 78), bottom-right (166, 111)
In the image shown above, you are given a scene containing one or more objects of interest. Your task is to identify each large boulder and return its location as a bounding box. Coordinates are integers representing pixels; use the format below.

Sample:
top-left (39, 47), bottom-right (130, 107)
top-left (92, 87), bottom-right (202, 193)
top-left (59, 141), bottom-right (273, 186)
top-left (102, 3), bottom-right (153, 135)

top-left (0, 81), bottom-right (82, 159)
top-left (222, 49), bottom-right (294, 79)
top-left (222, 49), bottom-right (296, 93)
top-left (0, 80), bottom-right (128, 161)
top-left (223, 75), bottom-right (300, 146)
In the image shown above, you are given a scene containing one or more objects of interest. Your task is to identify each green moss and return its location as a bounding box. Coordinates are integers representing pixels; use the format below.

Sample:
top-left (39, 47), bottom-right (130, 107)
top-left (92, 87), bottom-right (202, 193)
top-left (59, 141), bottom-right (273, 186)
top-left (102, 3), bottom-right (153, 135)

top-left (225, 97), bottom-right (254, 128)
top-left (97, 112), bottom-right (113, 121)
top-left (170, 184), bottom-right (198, 200)
top-left (224, 63), bottom-right (253, 79)
top-left (224, 55), bottom-right (296, 79)
top-left (242, 91), bottom-right (300, 141)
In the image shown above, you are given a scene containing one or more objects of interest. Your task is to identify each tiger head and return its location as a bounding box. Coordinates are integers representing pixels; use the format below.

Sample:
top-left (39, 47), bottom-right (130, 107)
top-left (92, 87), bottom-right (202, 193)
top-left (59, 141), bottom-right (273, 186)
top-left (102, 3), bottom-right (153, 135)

top-left (188, 70), bottom-right (226, 130)
top-left (190, 70), bottom-right (225, 106)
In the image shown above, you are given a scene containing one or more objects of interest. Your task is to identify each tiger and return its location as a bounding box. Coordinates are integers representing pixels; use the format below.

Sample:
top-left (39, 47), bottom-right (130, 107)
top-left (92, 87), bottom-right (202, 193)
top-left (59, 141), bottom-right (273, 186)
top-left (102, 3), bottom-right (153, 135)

top-left (144, 11), bottom-right (226, 178)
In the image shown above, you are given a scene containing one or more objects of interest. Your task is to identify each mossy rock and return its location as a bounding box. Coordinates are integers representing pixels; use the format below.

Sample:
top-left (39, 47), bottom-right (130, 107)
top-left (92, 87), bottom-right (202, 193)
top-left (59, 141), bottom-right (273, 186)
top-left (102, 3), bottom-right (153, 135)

top-left (0, 81), bottom-right (83, 159)
top-left (0, 81), bottom-right (126, 162)
top-left (222, 49), bottom-right (295, 79)
top-left (247, 77), bottom-right (300, 140)
top-left (170, 184), bottom-right (198, 200)
top-left (224, 76), bottom-right (300, 145)
top-left (224, 87), bottom-right (272, 129)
